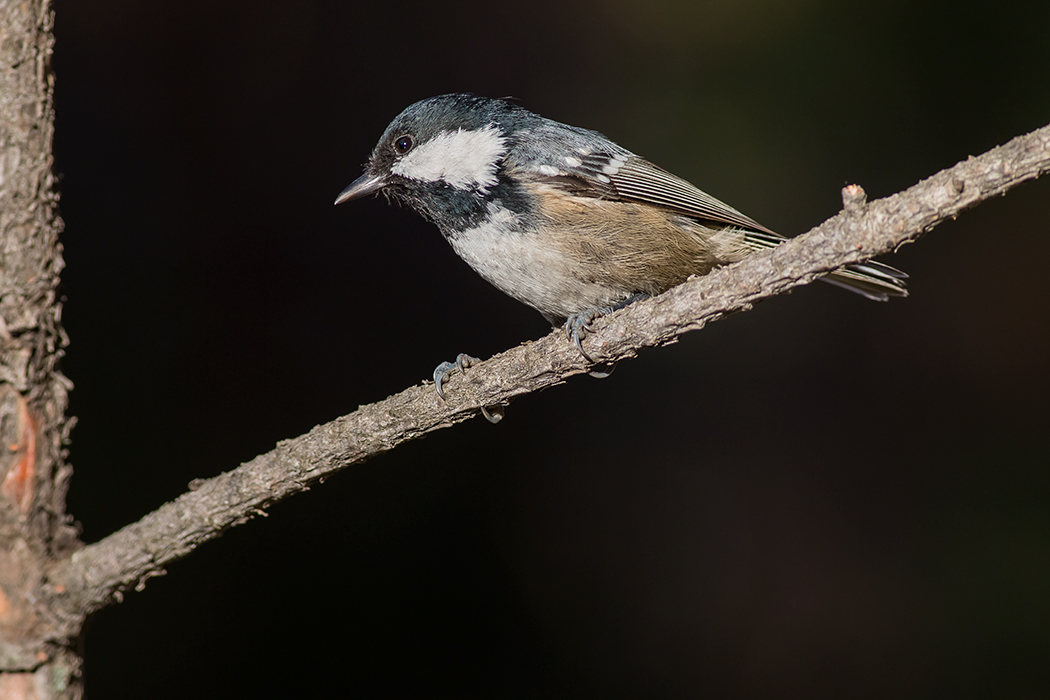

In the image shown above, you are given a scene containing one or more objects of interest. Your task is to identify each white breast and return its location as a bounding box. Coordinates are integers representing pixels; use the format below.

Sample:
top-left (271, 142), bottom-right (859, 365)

top-left (447, 203), bottom-right (629, 322)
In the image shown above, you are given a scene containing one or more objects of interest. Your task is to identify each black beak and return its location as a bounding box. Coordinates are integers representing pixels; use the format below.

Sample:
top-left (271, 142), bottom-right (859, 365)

top-left (334, 172), bottom-right (387, 205)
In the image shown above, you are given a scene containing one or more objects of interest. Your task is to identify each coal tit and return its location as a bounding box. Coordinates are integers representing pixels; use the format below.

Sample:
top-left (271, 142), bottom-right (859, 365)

top-left (335, 94), bottom-right (906, 395)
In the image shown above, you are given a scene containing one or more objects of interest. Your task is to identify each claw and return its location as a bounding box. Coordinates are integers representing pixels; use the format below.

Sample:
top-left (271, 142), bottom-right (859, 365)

top-left (433, 354), bottom-right (504, 423)
top-left (564, 308), bottom-right (609, 364)
top-left (480, 405), bottom-right (504, 423)
top-left (433, 353), bottom-right (480, 401)
top-left (563, 295), bottom-right (650, 368)
top-left (573, 330), bottom-right (593, 363)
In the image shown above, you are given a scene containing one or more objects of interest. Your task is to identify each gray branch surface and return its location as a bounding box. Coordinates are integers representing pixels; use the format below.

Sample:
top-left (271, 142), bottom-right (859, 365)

top-left (43, 122), bottom-right (1050, 635)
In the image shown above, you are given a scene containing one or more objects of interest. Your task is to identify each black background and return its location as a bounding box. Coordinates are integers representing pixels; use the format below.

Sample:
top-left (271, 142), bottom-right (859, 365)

top-left (54, 0), bottom-right (1049, 697)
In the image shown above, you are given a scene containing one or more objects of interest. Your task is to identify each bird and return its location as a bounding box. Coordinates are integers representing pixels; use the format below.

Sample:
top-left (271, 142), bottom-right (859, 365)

top-left (335, 94), bottom-right (906, 400)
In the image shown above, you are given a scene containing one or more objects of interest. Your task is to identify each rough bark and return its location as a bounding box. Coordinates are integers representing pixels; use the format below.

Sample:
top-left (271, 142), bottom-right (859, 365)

top-left (0, 0), bottom-right (81, 697)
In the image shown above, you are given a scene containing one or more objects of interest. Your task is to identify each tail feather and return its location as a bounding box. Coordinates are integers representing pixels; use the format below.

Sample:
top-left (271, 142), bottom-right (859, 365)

top-left (744, 231), bottom-right (907, 301)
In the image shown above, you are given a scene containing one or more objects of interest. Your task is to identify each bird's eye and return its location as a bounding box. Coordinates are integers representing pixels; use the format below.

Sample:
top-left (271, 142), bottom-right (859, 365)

top-left (394, 135), bottom-right (415, 154)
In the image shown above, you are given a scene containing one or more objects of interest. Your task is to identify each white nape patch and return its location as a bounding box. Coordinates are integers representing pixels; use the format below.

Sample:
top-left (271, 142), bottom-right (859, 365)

top-left (391, 124), bottom-right (505, 192)
top-left (564, 155), bottom-right (582, 167)
top-left (537, 164), bottom-right (559, 176)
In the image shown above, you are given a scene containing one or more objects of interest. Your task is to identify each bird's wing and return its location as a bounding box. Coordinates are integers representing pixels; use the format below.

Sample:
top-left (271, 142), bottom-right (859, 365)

top-left (525, 150), bottom-right (908, 300)
top-left (532, 150), bottom-right (779, 236)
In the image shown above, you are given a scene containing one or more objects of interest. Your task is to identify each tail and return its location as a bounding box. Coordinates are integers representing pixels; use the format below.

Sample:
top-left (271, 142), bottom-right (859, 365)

top-left (744, 231), bottom-right (907, 302)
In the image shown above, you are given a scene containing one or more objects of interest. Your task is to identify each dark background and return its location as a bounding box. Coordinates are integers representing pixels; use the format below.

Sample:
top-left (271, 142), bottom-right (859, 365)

top-left (53, 0), bottom-right (1049, 697)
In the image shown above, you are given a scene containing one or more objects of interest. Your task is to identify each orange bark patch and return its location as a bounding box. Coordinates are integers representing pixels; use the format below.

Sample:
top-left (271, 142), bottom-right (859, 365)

top-left (1, 390), bottom-right (36, 512)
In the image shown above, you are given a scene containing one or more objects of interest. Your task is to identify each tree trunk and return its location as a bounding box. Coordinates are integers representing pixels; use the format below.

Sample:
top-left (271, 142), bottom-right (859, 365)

top-left (0, 1), bottom-right (81, 697)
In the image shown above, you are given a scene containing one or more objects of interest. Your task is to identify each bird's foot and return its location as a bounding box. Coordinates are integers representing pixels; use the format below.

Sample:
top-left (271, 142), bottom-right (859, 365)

top-left (563, 308), bottom-right (610, 364)
top-left (433, 353), bottom-right (504, 423)
top-left (563, 294), bottom-right (650, 375)
top-left (433, 353), bottom-right (480, 401)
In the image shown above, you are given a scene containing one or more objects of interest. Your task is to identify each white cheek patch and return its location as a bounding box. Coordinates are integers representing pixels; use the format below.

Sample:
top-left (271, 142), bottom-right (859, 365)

top-left (391, 125), bottom-right (506, 192)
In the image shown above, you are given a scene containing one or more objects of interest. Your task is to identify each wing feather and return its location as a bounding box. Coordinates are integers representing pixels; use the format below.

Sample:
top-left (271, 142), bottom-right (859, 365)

top-left (554, 152), bottom-right (778, 235)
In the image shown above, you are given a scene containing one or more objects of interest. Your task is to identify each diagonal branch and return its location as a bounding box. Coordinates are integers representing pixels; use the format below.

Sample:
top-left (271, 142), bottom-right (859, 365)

top-left (42, 122), bottom-right (1050, 635)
